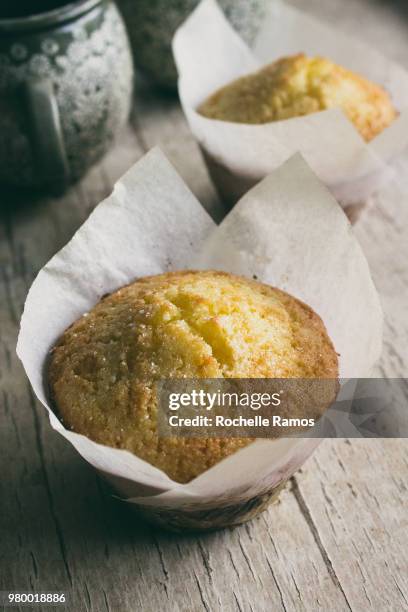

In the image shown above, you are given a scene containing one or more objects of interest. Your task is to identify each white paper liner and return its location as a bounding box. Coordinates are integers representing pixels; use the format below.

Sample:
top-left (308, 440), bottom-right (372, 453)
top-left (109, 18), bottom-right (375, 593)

top-left (173, 0), bottom-right (408, 208)
top-left (17, 148), bottom-right (383, 511)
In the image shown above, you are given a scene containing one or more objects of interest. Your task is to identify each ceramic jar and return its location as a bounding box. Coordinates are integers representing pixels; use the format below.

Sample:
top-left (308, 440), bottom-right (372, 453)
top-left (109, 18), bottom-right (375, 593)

top-left (117, 0), bottom-right (267, 89)
top-left (0, 0), bottom-right (134, 189)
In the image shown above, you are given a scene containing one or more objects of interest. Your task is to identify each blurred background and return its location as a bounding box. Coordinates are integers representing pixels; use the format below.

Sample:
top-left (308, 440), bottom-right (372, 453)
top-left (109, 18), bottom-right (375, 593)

top-left (0, 0), bottom-right (408, 206)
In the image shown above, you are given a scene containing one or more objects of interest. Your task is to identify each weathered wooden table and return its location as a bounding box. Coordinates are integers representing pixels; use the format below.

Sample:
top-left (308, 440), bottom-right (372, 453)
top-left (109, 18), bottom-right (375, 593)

top-left (1, 0), bottom-right (407, 610)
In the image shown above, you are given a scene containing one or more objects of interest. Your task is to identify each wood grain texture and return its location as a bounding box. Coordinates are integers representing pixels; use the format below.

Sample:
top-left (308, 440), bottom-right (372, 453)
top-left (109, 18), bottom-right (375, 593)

top-left (1, 0), bottom-right (408, 610)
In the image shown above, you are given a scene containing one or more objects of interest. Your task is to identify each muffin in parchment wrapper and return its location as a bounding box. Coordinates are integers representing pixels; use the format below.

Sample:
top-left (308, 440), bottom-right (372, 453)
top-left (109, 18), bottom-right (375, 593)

top-left (173, 0), bottom-right (408, 221)
top-left (17, 148), bottom-right (382, 531)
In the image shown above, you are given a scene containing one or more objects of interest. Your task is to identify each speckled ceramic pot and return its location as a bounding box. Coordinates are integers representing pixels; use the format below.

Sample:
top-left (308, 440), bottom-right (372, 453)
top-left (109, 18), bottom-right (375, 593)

top-left (116, 0), bottom-right (267, 89)
top-left (0, 0), bottom-right (133, 189)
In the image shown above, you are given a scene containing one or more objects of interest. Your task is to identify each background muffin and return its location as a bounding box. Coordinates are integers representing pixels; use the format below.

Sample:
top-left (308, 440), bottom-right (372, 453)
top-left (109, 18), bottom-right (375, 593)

top-left (48, 271), bottom-right (338, 483)
top-left (198, 53), bottom-right (397, 141)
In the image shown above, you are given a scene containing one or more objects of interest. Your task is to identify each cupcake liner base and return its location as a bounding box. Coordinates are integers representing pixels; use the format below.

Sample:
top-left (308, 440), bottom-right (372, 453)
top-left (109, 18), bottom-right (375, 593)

top-left (202, 148), bottom-right (367, 224)
top-left (133, 480), bottom-right (288, 532)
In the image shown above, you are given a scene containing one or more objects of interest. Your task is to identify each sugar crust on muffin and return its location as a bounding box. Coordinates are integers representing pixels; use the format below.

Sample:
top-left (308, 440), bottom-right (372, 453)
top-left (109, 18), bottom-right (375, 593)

top-left (48, 270), bottom-right (338, 483)
top-left (198, 54), bottom-right (397, 141)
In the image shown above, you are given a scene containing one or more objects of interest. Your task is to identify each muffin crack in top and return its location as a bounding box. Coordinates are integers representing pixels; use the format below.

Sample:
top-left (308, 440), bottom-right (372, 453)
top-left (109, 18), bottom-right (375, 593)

top-left (48, 270), bottom-right (338, 483)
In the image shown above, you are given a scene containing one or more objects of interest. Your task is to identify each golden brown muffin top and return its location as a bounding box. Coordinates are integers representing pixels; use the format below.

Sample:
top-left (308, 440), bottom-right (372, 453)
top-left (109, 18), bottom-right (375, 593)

top-left (198, 53), bottom-right (397, 141)
top-left (49, 271), bottom-right (338, 483)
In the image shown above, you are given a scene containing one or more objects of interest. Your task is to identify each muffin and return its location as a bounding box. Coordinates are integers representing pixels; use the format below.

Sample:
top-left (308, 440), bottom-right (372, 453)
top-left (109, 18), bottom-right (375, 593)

top-left (198, 54), bottom-right (397, 141)
top-left (48, 271), bottom-right (338, 483)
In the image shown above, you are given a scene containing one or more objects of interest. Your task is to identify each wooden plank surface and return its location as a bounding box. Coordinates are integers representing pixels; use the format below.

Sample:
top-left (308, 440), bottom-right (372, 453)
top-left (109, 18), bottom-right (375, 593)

top-left (1, 0), bottom-right (407, 610)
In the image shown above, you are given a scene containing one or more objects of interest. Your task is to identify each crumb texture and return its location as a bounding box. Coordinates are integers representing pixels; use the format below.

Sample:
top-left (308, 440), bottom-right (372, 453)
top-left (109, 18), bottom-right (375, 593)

top-left (49, 271), bottom-right (338, 483)
top-left (198, 54), bottom-right (397, 141)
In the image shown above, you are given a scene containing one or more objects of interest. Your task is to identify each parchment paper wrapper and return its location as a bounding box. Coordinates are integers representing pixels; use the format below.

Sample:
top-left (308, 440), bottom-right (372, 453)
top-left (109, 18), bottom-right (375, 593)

top-left (17, 148), bottom-right (383, 531)
top-left (173, 0), bottom-right (408, 218)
